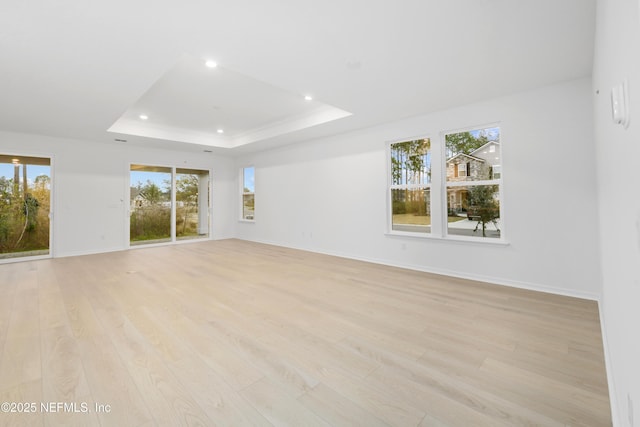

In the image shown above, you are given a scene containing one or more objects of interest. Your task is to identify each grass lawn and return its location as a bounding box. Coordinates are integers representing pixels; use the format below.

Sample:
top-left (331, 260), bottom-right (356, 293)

top-left (393, 214), bottom-right (465, 226)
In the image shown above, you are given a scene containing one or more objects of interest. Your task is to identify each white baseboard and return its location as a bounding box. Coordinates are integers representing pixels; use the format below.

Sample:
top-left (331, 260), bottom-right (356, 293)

top-left (599, 301), bottom-right (620, 426)
top-left (239, 237), bottom-right (600, 301)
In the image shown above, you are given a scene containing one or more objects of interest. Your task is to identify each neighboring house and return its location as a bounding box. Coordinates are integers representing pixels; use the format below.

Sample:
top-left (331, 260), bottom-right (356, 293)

top-left (131, 193), bottom-right (149, 210)
top-left (131, 193), bottom-right (184, 211)
top-left (446, 141), bottom-right (501, 214)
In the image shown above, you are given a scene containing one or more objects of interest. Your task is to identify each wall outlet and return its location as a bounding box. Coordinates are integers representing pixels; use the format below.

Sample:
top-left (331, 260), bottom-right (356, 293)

top-left (629, 393), bottom-right (635, 426)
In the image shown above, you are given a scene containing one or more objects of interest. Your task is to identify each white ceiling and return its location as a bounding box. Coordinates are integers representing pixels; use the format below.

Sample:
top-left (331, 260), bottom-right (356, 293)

top-left (0, 0), bottom-right (595, 154)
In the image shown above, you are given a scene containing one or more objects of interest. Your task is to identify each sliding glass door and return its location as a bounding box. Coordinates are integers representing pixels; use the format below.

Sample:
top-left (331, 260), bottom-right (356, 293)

top-left (176, 168), bottom-right (209, 240)
top-left (0, 155), bottom-right (51, 259)
top-left (130, 165), bottom-right (209, 246)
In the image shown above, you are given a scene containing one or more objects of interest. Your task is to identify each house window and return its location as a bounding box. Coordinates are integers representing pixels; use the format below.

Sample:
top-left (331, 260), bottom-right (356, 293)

top-left (492, 165), bottom-right (502, 180)
top-left (445, 126), bottom-right (501, 239)
top-left (457, 162), bottom-right (467, 177)
top-left (389, 138), bottom-right (431, 233)
top-left (242, 166), bottom-right (255, 221)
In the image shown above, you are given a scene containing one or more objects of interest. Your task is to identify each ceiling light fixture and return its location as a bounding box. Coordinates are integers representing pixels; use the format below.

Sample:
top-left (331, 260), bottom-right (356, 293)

top-left (205, 60), bottom-right (218, 68)
top-left (217, 129), bottom-right (224, 134)
top-left (139, 114), bottom-right (148, 120)
top-left (304, 95), bottom-right (313, 101)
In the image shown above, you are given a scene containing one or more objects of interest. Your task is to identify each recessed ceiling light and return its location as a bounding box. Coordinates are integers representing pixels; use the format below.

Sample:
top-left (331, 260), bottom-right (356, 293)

top-left (205, 60), bottom-right (218, 68)
top-left (12, 158), bottom-right (19, 164)
top-left (217, 129), bottom-right (224, 134)
top-left (304, 95), bottom-right (313, 101)
top-left (139, 114), bottom-right (148, 120)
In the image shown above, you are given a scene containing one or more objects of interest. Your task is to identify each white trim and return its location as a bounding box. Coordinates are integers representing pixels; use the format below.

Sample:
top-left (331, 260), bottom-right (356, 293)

top-left (445, 178), bottom-right (500, 188)
top-left (599, 301), bottom-right (621, 426)
top-left (128, 162), bottom-right (213, 248)
top-left (237, 237), bottom-right (599, 301)
top-left (0, 253), bottom-right (51, 265)
top-left (441, 123), bottom-right (504, 241)
top-left (385, 231), bottom-right (509, 245)
top-left (0, 151), bottom-right (54, 263)
top-left (387, 136), bottom-right (433, 234)
top-left (240, 165), bottom-right (256, 221)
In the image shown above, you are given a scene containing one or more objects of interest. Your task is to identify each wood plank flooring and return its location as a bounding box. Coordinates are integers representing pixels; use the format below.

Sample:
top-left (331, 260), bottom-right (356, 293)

top-left (0, 239), bottom-right (611, 426)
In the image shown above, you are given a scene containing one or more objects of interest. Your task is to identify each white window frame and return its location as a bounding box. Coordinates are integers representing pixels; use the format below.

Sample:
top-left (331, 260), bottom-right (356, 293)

top-left (387, 137), bottom-right (433, 236)
top-left (492, 164), bottom-right (502, 180)
top-left (0, 152), bottom-right (54, 263)
top-left (127, 163), bottom-right (212, 247)
top-left (457, 162), bottom-right (467, 177)
top-left (443, 124), bottom-right (503, 241)
top-left (240, 166), bottom-right (255, 222)
top-left (386, 123), bottom-right (505, 243)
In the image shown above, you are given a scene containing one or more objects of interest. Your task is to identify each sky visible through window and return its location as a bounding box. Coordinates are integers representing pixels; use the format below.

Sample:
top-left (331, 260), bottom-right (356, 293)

top-left (244, 167), bottom-right (255, 192)
top-left (0, 164), bottom-right (50, 184)
top-left (130, 171), bottom-right (171, 190)
top-left (469, 127), bottom-right (500, 141)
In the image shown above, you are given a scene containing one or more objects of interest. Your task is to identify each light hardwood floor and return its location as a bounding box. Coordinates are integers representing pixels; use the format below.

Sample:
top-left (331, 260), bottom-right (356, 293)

top-left (0, 239), bottom-right (611, 426)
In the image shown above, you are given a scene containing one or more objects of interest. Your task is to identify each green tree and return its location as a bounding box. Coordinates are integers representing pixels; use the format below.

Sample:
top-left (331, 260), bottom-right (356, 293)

top-left (176, 175), bottom-right (199, 235)
top-left (445, 131), bottom-right (488, 157)
top-left (141, 180), bottom-right (163, 204)
top-left (390, 139), bottom-right (430, 217)
top-left (468, 185), bottom-right (500, 237)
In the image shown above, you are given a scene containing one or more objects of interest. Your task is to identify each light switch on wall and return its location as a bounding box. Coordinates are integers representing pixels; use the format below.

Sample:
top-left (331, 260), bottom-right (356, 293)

top-left (611, 80), bottom-right (630, 128)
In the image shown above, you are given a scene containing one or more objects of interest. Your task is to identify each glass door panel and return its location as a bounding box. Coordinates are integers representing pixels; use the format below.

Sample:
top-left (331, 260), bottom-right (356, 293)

top-left (0, 155), bottom-right (51, 259)
top-left (176, 168), bottom-right (209, 240)
top-left (130, 165), bottom-right (172, 245)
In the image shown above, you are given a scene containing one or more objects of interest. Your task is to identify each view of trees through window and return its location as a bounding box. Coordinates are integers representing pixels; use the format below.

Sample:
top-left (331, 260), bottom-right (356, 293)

top-left (0, 155), bottom-right (51, 258)
top-left (389, 126), bottom-right (502, 239)
top-left (445, 126), bottom-right (501, 238)
top-left (242, 166), bottom-right (255, 220)
top-left (130, 165), bottom-right (209, 245)
top-left (390, 139), bottom-right (432, 233)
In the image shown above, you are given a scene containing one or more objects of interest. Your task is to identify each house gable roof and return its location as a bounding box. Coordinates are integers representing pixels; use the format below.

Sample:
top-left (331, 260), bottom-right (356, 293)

top-left (470, 141), bottom-right (501, 157)
top-left (446, 152), bottom-right (485, 164)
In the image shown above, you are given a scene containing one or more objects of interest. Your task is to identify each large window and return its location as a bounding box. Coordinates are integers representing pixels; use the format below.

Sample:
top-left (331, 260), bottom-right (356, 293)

top-left (0, 155), bottom-right (51, 259)
top-left (130, 165), bottom-right (210, 246)
top-left (445, 126), bottom-right (501, 238)
top-left (242, 166), bottom-right (255, 221)
top-left (388, 125), bottom-right (502, 240)
top-left (0, 154), bottom-right (51, 259)
top-left (389, 139), bottom-right (431, 233)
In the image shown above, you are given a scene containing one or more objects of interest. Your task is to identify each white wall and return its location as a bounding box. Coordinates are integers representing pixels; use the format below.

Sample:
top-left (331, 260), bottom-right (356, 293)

top-left (0, 130), bottom-right (236, 257)
top-left (593, 0), bottom-right (640, 425)
top-left (236, 78), bottom-right (601, 299)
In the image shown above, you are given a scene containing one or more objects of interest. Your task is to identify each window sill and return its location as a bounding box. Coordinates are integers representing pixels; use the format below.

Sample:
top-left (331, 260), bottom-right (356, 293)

top-left (384, 231), bottom-right (510, 246)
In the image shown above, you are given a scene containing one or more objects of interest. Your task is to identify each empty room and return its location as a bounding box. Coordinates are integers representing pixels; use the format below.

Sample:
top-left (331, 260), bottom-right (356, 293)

top-left (0, 0), bottom-right (638, 426)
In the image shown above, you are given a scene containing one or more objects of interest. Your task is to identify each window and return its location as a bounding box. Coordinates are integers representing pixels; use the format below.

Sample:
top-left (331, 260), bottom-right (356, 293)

top-left (491, 165), bottom-right (501, 180)
top-left (130, 164), bottom-right (210, 245)
top-left (242, 166), bottom-right (255, 221)
top-left (0, 154), bottom-right (51, 259)
top-left (388, 125), bottom-right (503, 240)
top-left (445, 126), bottom-right (501, 239)
top-left (389, 138), bottom-right (431, 233)
top-left (457, 162), bottom-right (467, 177)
